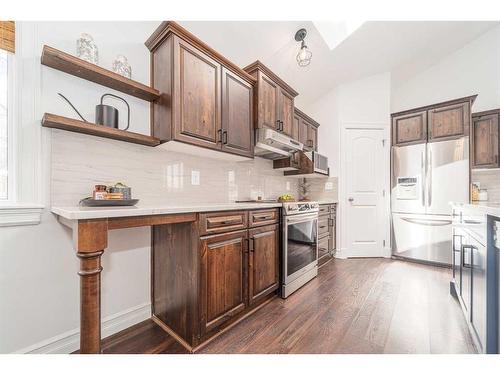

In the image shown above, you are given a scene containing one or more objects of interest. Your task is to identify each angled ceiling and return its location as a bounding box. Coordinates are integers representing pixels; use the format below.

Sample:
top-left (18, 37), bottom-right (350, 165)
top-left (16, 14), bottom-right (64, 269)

top-left (178, 21), bottom-right (498, 107)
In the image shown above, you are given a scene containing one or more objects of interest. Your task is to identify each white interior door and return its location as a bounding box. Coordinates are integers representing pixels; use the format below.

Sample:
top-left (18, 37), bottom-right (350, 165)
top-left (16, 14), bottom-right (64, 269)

top-left (344, 127), bottom-right (388, 257)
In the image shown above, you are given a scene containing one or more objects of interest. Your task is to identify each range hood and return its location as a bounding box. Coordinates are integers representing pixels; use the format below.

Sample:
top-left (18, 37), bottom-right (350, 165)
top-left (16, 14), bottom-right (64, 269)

top-left (254, 128), bottom-right (303, 159)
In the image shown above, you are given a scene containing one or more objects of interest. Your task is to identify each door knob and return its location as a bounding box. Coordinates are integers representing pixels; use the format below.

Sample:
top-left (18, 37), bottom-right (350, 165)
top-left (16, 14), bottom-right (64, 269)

top-left (348, 197), bottom-right (354, 202)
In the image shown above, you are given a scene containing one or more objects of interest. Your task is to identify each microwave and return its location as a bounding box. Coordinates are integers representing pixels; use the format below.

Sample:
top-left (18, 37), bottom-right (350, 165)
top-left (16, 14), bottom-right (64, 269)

top-left (305, 151), bottom-right (329, 175)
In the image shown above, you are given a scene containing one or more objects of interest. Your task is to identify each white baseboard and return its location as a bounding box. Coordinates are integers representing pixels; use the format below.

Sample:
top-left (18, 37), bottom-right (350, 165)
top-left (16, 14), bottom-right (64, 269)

top-left (336, 247), bottom-right (392, 259)
top-left (15, 302), bottom-right (151, 354)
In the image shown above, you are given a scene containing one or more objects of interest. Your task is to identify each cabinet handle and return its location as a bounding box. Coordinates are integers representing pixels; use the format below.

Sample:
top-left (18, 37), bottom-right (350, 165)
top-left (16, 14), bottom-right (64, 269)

top-left (462, 244), bottom-right (474, 268)
top-left (496, 154), bottom-right (498, 164)
top-left (217, 129), bottom-right (222, 144)
top-left (254, 214), bottom-right (273, 221)
top-left (280, 120), bottom-right (284, 131)
top-left (249, 237), bottom-right (255, 253)
top-left (276, 120), bottom-right (281, 131)
top-left (220, 219), bottom-right (240, 225)
top-left (329, 218), bottom-right (334, 227)
top-left (223, 130), bottom-right (228, 145)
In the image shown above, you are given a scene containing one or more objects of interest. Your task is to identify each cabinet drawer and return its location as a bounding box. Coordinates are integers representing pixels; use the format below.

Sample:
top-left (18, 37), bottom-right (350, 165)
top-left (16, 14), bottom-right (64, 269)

top-left (249, 208), bottom-right (279, 227)
top-left (199, 211), bottom-right (248, 235)
top-left (318, 216), bottom-right (329, 237)
top-left (319, 205), bottom-right (330, 216)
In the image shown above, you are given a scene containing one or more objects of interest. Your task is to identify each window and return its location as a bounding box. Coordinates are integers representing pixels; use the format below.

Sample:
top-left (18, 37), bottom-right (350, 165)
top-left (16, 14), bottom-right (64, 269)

top-left (0, 21), bottom-right (43, 226)
top-left (0, 49), bottom-right (12, 200)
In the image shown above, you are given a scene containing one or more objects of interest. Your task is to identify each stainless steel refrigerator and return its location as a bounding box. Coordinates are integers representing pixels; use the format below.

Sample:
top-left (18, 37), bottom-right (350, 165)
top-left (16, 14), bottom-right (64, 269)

top-left (391, 138), bottom-right (469, 265)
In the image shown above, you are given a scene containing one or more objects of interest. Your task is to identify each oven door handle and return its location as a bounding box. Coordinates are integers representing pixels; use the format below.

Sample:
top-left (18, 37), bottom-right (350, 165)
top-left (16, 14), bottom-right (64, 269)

top-left (286, 214), bottom-right (319, 224)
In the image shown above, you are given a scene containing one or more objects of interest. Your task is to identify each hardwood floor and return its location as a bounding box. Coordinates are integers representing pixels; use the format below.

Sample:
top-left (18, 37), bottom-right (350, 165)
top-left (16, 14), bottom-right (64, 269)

top-left (99, 258), bottom-right (476, 354)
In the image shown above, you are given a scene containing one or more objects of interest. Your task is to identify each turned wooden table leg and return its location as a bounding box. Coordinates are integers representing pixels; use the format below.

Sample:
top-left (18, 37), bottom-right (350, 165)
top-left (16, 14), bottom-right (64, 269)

top-left (75, 219), bottom-right (108, 354)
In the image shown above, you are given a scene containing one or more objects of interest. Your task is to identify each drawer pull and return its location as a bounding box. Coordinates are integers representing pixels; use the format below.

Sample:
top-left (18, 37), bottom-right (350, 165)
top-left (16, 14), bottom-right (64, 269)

top-left (220, 220), bottom-right (241, 225)
top-left (254, 215), bottom-right (273, 220)
top-left (319, 225), bottom-right (327, 229)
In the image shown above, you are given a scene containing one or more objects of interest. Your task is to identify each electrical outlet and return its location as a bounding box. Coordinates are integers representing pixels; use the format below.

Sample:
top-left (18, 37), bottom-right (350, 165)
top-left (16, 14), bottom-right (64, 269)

top-left (191, 170), bottom-right (200, 185)
top-left (325, 182), bottom-right (333, 190)
top-left (286, 181), bottom-right (291, 191)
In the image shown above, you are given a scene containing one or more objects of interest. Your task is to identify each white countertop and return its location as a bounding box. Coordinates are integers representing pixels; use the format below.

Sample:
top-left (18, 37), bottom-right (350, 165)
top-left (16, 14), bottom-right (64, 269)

top-left (51, 202), bottom-right (284, 220)
top-left (451, 201), bottom-right (500, 217)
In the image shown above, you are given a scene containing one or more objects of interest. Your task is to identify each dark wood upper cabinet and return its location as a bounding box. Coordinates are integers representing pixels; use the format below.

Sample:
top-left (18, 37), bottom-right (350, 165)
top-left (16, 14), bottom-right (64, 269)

top-left (248, 224), bottom-right (279, 306)
top-left (292, 112), bottom-right (300, 141)
top-left (173, 36), bottom-right (221, 149)
top-left (295, 108), bottom-right (320, 151)
top-left (428, 102), bottom-right (470, 142)
top-left (308, 123), bottom-right (318, 151)
top-left (471, 110), bottom-right (500, 169)
top-left (257, 72), bottom-right (279, 131)
top-left (221, 67), bottom-right (254, 157)
top-left (392, 111), bottom-right (427, 146)
top-left (391, 95), bottom-right (477, 146)
top-left (278, 88), bottom-right (294, 137)
top-left (243, 61), bottom-right (298, 135)
top-left (200, 230), bottom-right (248, 335)
top-left (146, 21), bottom-right (256, 158)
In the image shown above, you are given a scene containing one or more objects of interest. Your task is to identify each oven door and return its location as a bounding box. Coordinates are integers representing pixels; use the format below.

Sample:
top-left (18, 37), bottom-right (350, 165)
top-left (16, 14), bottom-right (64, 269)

top-left (283, 213), bottom-right (318, 284)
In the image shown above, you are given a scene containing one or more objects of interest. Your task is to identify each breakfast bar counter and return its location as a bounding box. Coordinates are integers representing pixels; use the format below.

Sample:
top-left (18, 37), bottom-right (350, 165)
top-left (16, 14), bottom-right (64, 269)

top-left (52, 202), bottom-right (283, 354)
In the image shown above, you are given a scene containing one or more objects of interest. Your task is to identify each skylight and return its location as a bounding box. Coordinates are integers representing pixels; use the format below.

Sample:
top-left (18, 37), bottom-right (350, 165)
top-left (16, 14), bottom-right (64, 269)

top-left (313, 20), bottom-right (364, 50)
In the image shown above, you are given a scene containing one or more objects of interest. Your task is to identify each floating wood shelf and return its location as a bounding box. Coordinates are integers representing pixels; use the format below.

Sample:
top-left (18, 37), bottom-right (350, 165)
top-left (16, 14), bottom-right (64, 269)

top-left (42, 113), bottom-right (161, 147)
top-left (41, 45), bottom-right (160, 102)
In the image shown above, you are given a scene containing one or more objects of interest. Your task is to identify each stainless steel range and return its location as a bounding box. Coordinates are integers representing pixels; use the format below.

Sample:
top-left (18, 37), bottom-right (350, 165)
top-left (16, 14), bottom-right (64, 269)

top-left (281, 201), bottom-right (319, 298)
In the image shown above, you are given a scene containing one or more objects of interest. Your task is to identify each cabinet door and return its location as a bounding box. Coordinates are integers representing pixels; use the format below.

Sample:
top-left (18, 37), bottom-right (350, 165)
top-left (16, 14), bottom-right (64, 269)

top-left (471, 114), bottom-right (499, 169)
top-left (248, 224), bottom-right (279, 305)
top-left (308, 125), bottom-right (318, 151)
top-left (221, 67), bottom-right (254, 157)
top-left (278, 88), bottom-right (294, 136)
top-left (200, 230), bottom-right (248, 334)
top-left (392, 111), bottom-right (427, 145)
top-left (257, 72), bottom-right (279, 131)
top-left (173, 36), bottom-right (221, 149)
top-left (470, 235), bottom-right (487, 352)
top-left (292, 113), bottom-right (300, 141)
top-left (298, 117), bottom-right (309, 147)
top-left (428, 102), bottom-right (470, 141)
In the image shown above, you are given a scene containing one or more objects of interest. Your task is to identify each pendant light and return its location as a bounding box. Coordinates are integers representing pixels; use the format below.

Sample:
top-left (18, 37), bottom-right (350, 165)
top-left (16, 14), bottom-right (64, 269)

top-left (295, 28), bottom-right (312, 67)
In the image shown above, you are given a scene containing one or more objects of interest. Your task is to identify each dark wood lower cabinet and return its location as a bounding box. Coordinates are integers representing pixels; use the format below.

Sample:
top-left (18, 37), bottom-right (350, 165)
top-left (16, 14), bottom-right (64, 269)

top-left (248, 224), bottom-right (279, 306)
top-left (152, 208), bottom-right (280, 351)
top-left (200, 230), bottom-right (248, 335)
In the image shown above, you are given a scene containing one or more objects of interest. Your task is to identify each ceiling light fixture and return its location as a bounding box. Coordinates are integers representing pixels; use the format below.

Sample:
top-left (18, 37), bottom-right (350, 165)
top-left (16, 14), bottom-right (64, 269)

top-left (295, 28), bottom-right (312, 67)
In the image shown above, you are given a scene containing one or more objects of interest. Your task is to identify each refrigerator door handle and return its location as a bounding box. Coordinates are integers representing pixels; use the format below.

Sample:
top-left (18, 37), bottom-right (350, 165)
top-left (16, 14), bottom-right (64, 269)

top-left (421, 149), bottom-right (425, 207)
top-left (427, 147), bottom-right (432, 207)
top-left (401, 217), bottom-right (452, 226)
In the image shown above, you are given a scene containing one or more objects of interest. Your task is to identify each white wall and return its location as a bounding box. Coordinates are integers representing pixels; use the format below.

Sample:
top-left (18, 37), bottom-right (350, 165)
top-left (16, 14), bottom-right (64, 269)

top-left (392, 24), bottom-right (500, 113)
top-left (304, 72), bottom-right (391, 255)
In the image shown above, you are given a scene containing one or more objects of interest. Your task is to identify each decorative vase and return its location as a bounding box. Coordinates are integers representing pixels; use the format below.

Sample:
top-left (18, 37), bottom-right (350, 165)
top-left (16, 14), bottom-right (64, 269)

top-left (76, 33), bottom-right (98, 65)
top-left (112, 54), bottom-right (132, 79)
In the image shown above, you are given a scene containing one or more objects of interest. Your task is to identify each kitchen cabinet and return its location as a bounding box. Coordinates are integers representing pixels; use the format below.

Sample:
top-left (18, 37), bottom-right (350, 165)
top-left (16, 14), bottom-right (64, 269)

top-left (428, 101), bottom-right (470, 141)
top-left (243, 61), bottom-right (298, 137)
top-left (248, 224), bottom-right (279, 306)
top-left (200, 230), bottom-right (248, 334)
top-left (450, 205), bottom-right (493, 353)
top-left (172, 36), bottom-right (221, 150)
top-left (391, 95), bottom-right (476, 146)
top-left (221, 67), bottom-right (254, 157)
top-left (318, 203), bottom-right (337, 267)
top-left (295, 108), bottom-right (320, 151)
top-left (392, 111), bottom-right (427, 146)
top-left (146, 21), bottom-right (256, 158)
top-left (152, 207), bottom-right (280, 350)
top-left (470, 234), bottom-right (487, 352)
top-left (471, 110), bottom-right (500, 169)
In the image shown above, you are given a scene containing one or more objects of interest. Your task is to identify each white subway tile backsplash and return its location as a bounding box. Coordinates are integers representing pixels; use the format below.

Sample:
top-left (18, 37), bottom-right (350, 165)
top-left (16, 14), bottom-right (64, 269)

top-left (50, 130), bottom-right (299, 207)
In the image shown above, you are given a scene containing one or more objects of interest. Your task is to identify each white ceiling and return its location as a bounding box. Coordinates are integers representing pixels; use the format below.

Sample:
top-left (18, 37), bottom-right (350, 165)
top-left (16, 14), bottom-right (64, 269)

top-left (179, 21), bottom-right (499, 107)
